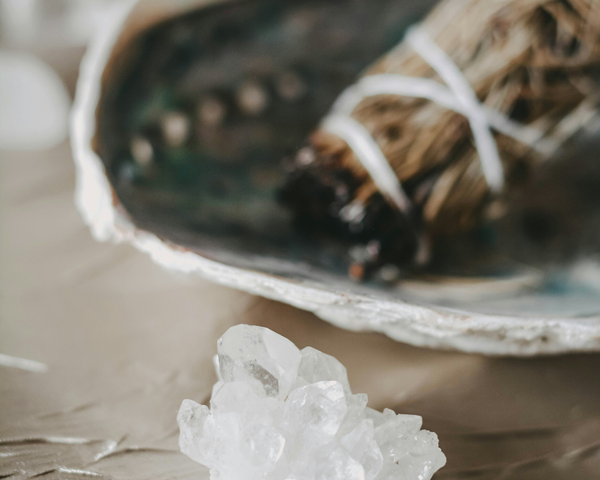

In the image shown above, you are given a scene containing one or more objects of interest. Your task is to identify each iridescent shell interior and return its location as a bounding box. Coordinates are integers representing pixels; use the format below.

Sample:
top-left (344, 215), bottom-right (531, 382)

top-left (95, 0), bottom-right (600, 319)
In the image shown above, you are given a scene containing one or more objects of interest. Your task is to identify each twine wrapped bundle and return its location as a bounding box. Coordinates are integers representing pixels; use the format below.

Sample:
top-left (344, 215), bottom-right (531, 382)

top-left (282, 0), bottom-right (600, 274)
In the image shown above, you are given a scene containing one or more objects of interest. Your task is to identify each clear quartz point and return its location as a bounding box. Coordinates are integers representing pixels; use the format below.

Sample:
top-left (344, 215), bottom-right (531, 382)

top-left (178, 325), bottom-right (446, 480)
top-left (294, 347), bottom-right (352, 394)
top-left (218, 324), bottom-right (301, 399)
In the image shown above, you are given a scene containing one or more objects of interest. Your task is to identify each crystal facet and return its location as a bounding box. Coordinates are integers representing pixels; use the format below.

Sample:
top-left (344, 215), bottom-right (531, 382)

top-left (178, 325), bottom-right (446, 480)
top-left (218, 324), bottom-right (301, 399)
top-left (294, 347), bottom-right (352, 394)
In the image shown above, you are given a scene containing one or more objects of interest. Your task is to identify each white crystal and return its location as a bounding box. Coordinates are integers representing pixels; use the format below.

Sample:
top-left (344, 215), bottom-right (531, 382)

top-left (178, 325), bottom-right (446, 480)
top-left (280, 381), bottom-right (348, 455)
top-left (217, 324), bottom-right (302, 399)
top-left (341, 420), bottom-right (383, 480)
top-left (294, 347), bottom-right (351, 394)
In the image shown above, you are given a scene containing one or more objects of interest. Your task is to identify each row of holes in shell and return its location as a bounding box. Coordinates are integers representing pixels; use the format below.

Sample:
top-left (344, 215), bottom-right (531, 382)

top-left (130, 72), bottom-right (307, 166)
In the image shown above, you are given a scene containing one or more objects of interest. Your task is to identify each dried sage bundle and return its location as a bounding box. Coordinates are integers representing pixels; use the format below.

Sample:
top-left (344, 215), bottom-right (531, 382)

top-left (280, 0), bottom-right (600, 278)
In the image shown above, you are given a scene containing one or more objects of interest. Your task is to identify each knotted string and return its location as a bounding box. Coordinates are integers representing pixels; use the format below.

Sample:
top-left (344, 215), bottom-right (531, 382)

top-left (322, 26), bottom-right (554, 213)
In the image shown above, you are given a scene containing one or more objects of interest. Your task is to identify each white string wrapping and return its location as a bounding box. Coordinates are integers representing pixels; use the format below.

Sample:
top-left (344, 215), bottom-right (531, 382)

top-left (321, 25), bottom-right (554, 212)
top-left (321, 115), bottom-right (413, 212)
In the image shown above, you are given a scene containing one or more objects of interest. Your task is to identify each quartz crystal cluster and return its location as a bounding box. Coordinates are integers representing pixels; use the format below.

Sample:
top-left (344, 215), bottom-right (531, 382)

top-left (177, 325), bottom-right (446, 480)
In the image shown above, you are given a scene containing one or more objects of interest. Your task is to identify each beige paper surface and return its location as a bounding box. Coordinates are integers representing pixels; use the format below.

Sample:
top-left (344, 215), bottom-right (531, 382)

top-left (1, 139), bottom-right (600, 479)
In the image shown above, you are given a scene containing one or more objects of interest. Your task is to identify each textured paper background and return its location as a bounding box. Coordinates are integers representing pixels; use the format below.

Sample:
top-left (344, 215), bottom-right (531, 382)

top-left (2, 139), bottom-right (600, 479)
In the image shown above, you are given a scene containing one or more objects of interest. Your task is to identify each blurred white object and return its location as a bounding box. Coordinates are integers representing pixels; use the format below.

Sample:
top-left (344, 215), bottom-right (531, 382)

top-left (0, 51), bottom-right (70, 150)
